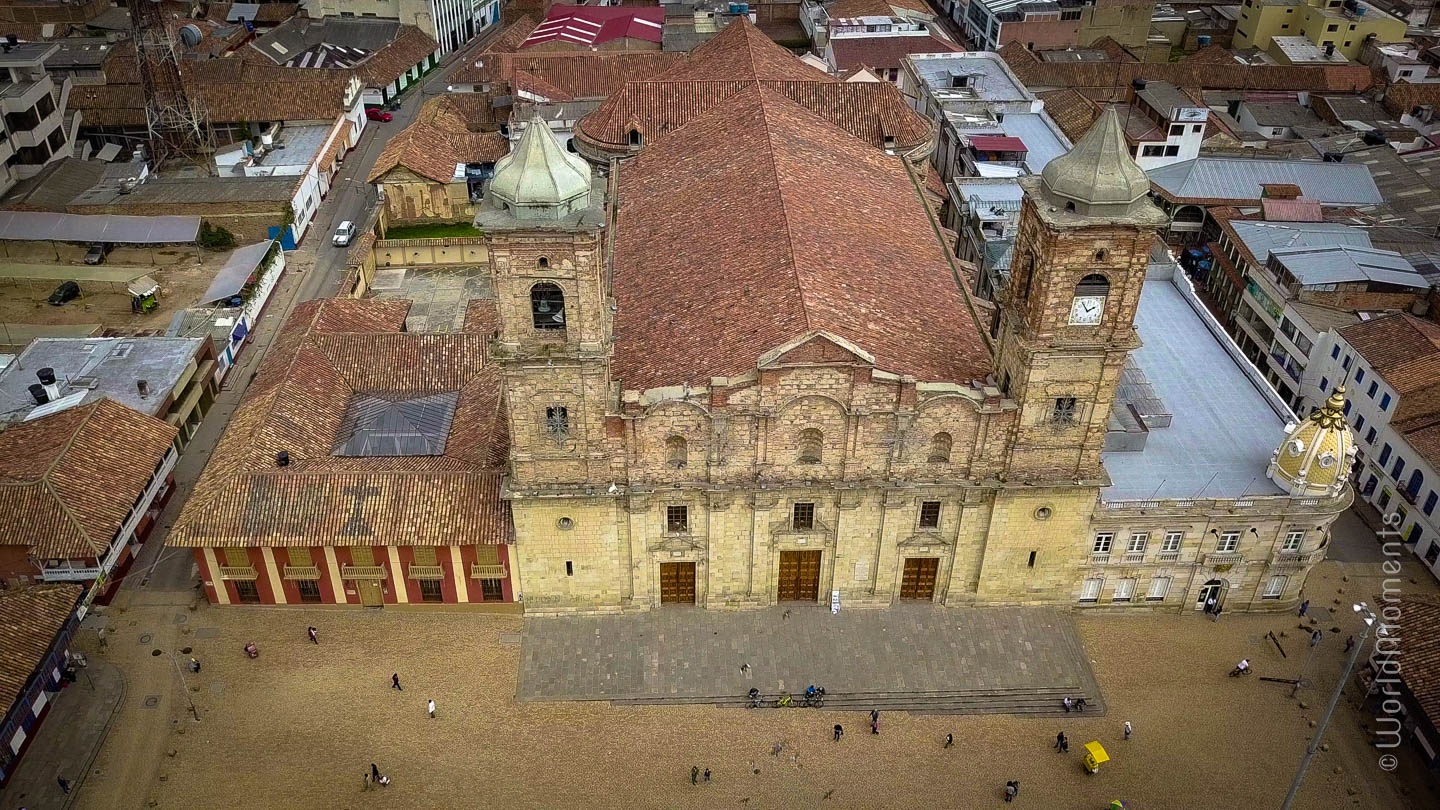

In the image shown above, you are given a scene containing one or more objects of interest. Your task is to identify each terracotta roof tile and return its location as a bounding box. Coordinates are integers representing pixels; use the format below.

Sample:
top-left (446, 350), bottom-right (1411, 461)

top-left (1186, 44), bottom-right (1240, 65)
top-left (0, 400), bottom-right (178, 560)
top-left (0, 585), bottom-right (82, 712)
top-left (1397, 413), bottom-right (1440, 474)
top-left (1340, 313), bottom-right (1440, 411)
top-left (1038, 89), bottom-right (1100, 144)
top-left (463, 51), bottom-right (684, 97)
top-left (611, 85), bottom-right (990, 391)
top-left (369, 95), bottom-right (510, 184)
top-left (828, 34), bottom-right (959, 73)
top-left (169, 299), bottom-right (510, 549)
top-left (355, 25), bottom-right (439, 88)
top-left (827, 0), bottom-right (897, 16)
top-left (658, 16), bottom-right (836, 83)
top-left (1379, 593), bottom-right (1440, 726)
top-left (1000, 40), bottom-right (1374, 93)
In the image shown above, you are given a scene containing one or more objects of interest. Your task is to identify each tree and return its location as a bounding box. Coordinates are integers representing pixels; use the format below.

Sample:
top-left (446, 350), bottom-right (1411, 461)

top-left (198, 220), bottom-right (237, 250)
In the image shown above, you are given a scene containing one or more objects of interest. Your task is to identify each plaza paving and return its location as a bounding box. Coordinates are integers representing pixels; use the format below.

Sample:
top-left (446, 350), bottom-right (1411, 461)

top-left (518, 604), bottom-right (1102, 710)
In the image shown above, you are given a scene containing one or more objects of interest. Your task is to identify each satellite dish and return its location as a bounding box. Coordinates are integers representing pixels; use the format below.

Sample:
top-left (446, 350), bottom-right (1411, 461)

top-left (179, 24), bottom-right (203, 47)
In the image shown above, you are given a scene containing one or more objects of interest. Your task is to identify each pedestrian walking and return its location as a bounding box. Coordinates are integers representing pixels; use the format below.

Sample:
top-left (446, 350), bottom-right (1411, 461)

top-left (944, 733), bottom-right (954, 749)
top-left (1054, 731), bottom-right (1067, 752)
top-left (57, 776), bottom-right (70, 795)
top-left (308, 626), bottom-right (318, 644)
top-left (1298, 599), bottom-right (1309, 617)
top-left (1310, 629), bottom-right (1323, 647)
top-left (870, 709), bottom-right (879, 735)
top-left (427, 698), bottom-right (436, 718)
top-left (1211, 605), bottom-right (1223, 623)
top-left (1004, 781), bottom-right (1018, 802)
top-left (1345, 635), bottom-right (1355, 652)
top-left (392, 673), bottom-right (402, 690)
top-left (1123, 721), bottom-right (1132, 741)
top-left (371, 763), bottom-right (380, 782)
top-left (833, 724), bottom-right (843, 741)
top-left (691, 766), bottom-right (699, 785)
top-left (363, 773), bottom-right (372, 791)
top-left (189, 657), bottom-right (200, 673)
top-left (1204, 596), bottom-right (1216, 615)
top-left (703, 768), bottom-right (711, 783)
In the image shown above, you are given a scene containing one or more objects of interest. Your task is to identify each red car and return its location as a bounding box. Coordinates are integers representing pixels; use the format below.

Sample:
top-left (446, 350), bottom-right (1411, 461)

top-left (365, 107), bottom-right (392, 122)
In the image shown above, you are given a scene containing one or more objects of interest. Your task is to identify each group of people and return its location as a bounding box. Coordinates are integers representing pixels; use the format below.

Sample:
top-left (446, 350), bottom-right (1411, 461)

top-left (362, 763), bottom-right (390, 791)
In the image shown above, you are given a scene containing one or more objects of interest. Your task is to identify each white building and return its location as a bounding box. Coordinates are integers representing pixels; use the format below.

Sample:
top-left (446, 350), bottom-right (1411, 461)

top-left (1317, 313), bottom-right (1440, 582)
top-left (313, 0), bottom-right (500, 55)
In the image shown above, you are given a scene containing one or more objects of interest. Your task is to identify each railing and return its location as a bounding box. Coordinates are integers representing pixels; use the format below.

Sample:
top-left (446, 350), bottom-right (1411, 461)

top-left (1204, 552), bottom-right (1243, 565)
top-left (282, 565), bottom-right (321, 580)
top-left (1089, 554), bottom-right (1111, 565)
top-left (1123, 553), bottom-right (1146, 564)
top-left (471, 564), bottom-right (507, 580)
top-left (1272, 551), bottom-right (1317, 566)
top-left (40, 564), bottom-right (102, 582)
top-left (340, 565), bottom-right (386, 580)
top-left (407, 565), bottom-right (445, 580)
top-left (1156, 551), bottom-right (1180, 562)
top-left (219, 566), bottom-right (258, 581)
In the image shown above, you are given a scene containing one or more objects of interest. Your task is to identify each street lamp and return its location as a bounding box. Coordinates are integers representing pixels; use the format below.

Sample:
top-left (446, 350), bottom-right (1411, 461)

top-left (167, 650), bottom-right (201, 722)
top-left (1279, 602), bottom-right (1377, 810)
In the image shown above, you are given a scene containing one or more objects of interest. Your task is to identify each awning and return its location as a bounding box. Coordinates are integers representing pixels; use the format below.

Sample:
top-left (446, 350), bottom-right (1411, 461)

top-left (201, 240), bottom-right (274, 305)
top-left (126, 275), bottom-right (159, 297)
top-left (975, 163), bottom-right (1025, 178)
top-left (968, 135), bottom-right (1027, 152)
top-left (0, 211), bottom-right (200, 244)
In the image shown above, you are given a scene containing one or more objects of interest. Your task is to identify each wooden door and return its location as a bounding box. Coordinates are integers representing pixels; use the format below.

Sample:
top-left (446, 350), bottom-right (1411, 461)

top-left (900, 557), bottom-right (938, 600)
top-left (777, 551), bottom-right (822, 602)
top-left (659, 562), bottom-right (696, 604)
top-left (356, 579), bottom-right (384, 607)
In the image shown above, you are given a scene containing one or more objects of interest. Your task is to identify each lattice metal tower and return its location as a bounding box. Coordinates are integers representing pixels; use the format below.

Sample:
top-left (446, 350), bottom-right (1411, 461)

top-left (126, 0), bottom-right (215, 169)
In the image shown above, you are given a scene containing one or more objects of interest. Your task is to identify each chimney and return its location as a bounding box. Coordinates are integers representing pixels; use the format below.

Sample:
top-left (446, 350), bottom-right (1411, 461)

top-left (37, 367), bottom-right (61, 401)
top-left (28, 384), bottom-right (48, 406)
top-left (276, 450), bottom-right (290, 467)
top-left (136, 379), bottom-right (149, 397)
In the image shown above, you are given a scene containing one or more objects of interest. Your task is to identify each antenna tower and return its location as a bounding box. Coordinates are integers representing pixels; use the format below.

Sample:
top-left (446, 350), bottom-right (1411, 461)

top-left (126, 0), bottom-right (215, 170)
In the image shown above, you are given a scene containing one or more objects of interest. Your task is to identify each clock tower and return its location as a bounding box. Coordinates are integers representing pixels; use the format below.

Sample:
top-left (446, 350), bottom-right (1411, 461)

top-left (995, 107), bottom-right (1169, 482)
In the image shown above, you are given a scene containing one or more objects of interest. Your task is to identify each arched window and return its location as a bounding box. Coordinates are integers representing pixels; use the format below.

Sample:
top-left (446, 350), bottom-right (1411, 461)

top-left (1076, 274), bottom-right (1110, 299)
top-left (1065, 201), bottom-right (1076, 212)
top-left (797, 428), bottom-right (823, 464)
top-left (1094, 249), bottom-right (1107, 261)
top-left (667, 435), bottom-right (687, 469)
top-left (538, 256), bottom-right (549, 268)
top-left (928, 432), bottom-right (952, 464)
top-left (531, 283), bottom-right (565, 330)
top-left (1406, 468), bottom-right (1424, 498)
top-left (627, 128), bottom-right (642, 147)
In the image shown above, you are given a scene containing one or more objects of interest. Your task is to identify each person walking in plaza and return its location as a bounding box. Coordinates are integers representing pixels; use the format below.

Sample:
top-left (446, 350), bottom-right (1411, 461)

top-left (57, 776), bottom-right (70, 795)
top-left (945, 733), bottom-right (954, 749)
top-left (308, 626), bottom-right (318, 644)
top-left (1004, 780), bottom-right (1019, 802)
top-left (392, 672), bottom-right (402, 690)
top-left (703, 768), bottom-right (711, 784)
top-left (1298, 599), bottom-right (1309, 617)
top-left (1055, 731), bottom-right (1067, 752)
top-left (427, 698), bottom-right (436, 718)
top-left (1204, 596), bottom-right (1216, 616)
top-left (371, 763), bottom-right (380, 783)
top-left (1211, 604), bottom-right (1223, 623)
top-left (870, 709), bottom-right (879, 735)
top-left (1345, 635), bottom-right (1355, 652)
top-left (1310, 629), bottom-right (1323, 647)
top-left (691, 766), bottom-right (699, 785)
top-left (1123, 721), bottom-right (1132, 741)
top-left (363, 773), bottom-right (372, 791)
top-left (833, 724), bottom-right (843, 741)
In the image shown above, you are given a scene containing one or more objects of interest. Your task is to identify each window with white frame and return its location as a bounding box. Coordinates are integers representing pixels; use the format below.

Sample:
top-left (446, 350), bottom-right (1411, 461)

top-left (1263, 574), bottom-right (1288, 599)
top-left (1113, 578), bottom-right (1136, 602)
top-left (1281, 530), bottom-right (1304, 552)
top-left (1161, 531), bottom-right (1182, 552)
top-left (1127, 533), bottom-right (1148, 554)
top-left (1093, 533), bottom-right (1113, 553)
top-left (1079, 577), bottom-right (1103, 602)
top-left (1217, 531), bottom-right (1240, 553)
top-left (1146, 576), bottom-right (1171, 601)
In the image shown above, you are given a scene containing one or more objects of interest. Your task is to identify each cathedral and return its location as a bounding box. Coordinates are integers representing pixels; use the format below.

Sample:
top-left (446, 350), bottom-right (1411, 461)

top-left (480, 26), bottom-right (1354, 616)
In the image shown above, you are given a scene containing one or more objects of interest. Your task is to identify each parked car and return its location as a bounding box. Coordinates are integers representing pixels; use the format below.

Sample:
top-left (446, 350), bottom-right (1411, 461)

top-left (84, 242), bottom-right (109, 264)
top-left (365, 107), bottom-right (392, 123)
top-left (48, 280), bottom-right (80, 305)
top-left (333, 221), bottom-right (356, 247)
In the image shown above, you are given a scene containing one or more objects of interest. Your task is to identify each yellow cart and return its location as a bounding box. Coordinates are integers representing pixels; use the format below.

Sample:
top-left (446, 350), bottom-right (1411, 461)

top-left (1083, 741), bottom-right (1109, 774)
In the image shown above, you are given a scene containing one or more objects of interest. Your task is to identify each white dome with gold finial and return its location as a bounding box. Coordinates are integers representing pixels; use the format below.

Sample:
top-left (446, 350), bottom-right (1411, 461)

top-left (1267, 387), bottom-right (1355, 498)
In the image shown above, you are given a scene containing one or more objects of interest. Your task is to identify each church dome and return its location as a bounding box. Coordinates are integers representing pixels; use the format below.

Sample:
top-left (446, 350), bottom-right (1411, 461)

top-left (1267, 387), bottom-right (1355, 498)
top-left (487, 115), bottom-right (592, 220)
top-left (1039, 106), bottom-right (1153, 217)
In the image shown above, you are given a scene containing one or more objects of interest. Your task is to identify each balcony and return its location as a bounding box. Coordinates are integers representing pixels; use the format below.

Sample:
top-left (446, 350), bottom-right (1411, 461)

top-left (219, 566), bottom-right (258, 581)
top-left (340, 565), bottom-right (386, 580)
top-left (1156, 551), bottom-right (1180, 562)
top-left (1204, 552), bottom-right (1243, 566)
top-left (1269, 351), bottom-right (1302, 383)
top-left (41, 563), bottom-right (102, 582)
top-left (407, 565), bottom-right (444, 580)
top-left (1089, 553), bottom-right (1111, 565)
top-left (282, 565), bottom-right (321, 580)
top-left (1123, 552), bottom-right (1146, 564)
top-left (470, 563), bottom-right (507, 580)
top-left (1271, 550), bottom-right (1318, 567)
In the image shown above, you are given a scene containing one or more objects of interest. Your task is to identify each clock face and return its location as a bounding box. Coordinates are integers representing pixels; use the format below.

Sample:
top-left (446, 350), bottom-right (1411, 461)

top-left (1069, 295), bottom-right (1104, 325)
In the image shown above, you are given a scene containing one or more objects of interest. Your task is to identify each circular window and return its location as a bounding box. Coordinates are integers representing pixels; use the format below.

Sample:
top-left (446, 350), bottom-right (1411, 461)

top-left (1317, 452), bottom-right (1337, 469)
top-left (557, 517), bottom-right (575, 531)
top-left (1034, 506), bottom-right (1053, 521)
top-left (1287, 439), bottom-right (1305, 457)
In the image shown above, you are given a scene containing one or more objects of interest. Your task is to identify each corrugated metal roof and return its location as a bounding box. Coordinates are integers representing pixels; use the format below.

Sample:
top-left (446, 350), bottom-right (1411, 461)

top-left (1271, 245), bottom-right (1428, 288)
top-left (1147, 157), bottom-right (1384, 205)
top-left (1229, 220), bottom-right (1371, 265)
top-left (0, 211), bottom-right (200, 244)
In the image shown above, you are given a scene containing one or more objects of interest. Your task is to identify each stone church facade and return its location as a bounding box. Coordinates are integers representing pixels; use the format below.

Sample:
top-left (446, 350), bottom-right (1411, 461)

top-left (477, 23), bottom-right (1351, 617)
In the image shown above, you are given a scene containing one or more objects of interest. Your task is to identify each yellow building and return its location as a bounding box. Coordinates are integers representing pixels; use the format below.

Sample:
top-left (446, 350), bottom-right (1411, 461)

top-left (1234, 0), bottom-right (1408, 60)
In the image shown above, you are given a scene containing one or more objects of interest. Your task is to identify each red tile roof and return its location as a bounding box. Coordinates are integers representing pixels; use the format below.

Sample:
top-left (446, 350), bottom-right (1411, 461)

top-left (968, 135), bottom-right (1027, 152)
top-left (1397, 413), bottom-right (1440, 474)
top-left (460, 51), bottom-right (684, 98)
top-left (169, 298), bottom-right (511, 549)
top-left (0, 400), bottom-right (178, 560)
top-left (369, 95), bottom-right (510, 184)
top-left (610, 85), bottom-right (990, 391)
top-left (521, 5), bottom-right (665, 49)
top-left (1378, 593), bottom-right (1440, 728)
top-left (660, 17), bottom-right (835, 83)
top-left (828, 33), bottom-right (959, 73)
top-left (1340, 313), bottom-right (1440, 419)
top-left (0, 585), bottom-right (83, 713)
top-left (1260, 197), bottom-right (1323, 222)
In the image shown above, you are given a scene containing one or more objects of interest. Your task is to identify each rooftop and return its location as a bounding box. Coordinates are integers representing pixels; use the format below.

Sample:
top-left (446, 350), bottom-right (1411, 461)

top-left (1227, 220), bottom-right (1372, 266)
top-left (1340, 313), bottom-right (1440, 404)
top-left (0, 399), bottom-right (177, 560)
top-left (41, 37), bottom-right (113, 70)
top-left (997, 112), bottom-right (1070, 173)
top-left (1271, 245), bottom-right (1427, 288)
top-left (1147, 157), bottom-right (1383, 205)
top-left (0, 585), bottom-right (83, 713)
top-left (521, 5), bottom-right (665, 49)
top-left (906, 51), bottom-right (1032, 104)
top-left (611, 85), bottom-right (990, 392)
top-left (829, 33), bottom-right (959, 72)
top-left (70, 175), bottom-right (300, 207)
top-left (0, 337), bottom-right (205, 423)
top-left (167, 298), bottom-right (510, 550)
top-left (1135, 81), bottom-right (1200, 116)
top-left (1242, 101), bottom-right (1323, 129)
top-left (1102, 257), bottom-right (1287, 500)
top-left (0, 42), bottom-right (57, 68)
top-left (1270, 36), bottom-right (1351, 64)
top-left (368, 95), bottom-right (510, 185)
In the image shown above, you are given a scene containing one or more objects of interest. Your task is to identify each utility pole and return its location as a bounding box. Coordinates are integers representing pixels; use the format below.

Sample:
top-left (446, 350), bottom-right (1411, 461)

top-left (1280, 603), bottom-right (1376, 810)
top-left (169, 651), bottom-right (200, 722)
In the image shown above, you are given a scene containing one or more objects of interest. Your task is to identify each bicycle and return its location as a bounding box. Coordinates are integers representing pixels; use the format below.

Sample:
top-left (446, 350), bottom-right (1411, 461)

top-left (802, 687), bottom-right (826, 708)
top-left (774, 693), bottom-right (793, 708)
top-left (747, 688), bottom-right (762, 709)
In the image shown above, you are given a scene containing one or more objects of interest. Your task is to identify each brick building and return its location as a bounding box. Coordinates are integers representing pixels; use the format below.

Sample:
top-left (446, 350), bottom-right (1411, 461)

top-left (168, 298), bottom-right (514, 607)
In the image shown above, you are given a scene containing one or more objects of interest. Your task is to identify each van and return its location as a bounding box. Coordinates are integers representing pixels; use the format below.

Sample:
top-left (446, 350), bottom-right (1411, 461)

top-left (333, 221), bottom-right (355, 247)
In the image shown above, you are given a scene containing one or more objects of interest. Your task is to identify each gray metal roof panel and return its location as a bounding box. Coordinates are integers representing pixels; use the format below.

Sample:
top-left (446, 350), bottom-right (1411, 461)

top-left (0, 211), bottom-right (199, 244)
top-left (1270, 245), bottom-right (1429, 288)
top-left (1228, 220), bottom-right (1372, 264)
top-left (202, 240), bottom-right (275, 304)
top-left (999, 112), bottom-right (1070, 174)
top-left (1147, 157), bottom-right (1384, 205)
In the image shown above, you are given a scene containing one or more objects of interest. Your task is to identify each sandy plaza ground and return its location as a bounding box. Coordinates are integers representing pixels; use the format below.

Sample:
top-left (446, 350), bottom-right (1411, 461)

top-left (6, 555), bottom-right (1432, 810)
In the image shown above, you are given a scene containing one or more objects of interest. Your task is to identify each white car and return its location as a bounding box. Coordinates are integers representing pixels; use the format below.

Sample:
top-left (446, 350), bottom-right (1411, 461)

top-left (333, 221), bottom-right (355, 247)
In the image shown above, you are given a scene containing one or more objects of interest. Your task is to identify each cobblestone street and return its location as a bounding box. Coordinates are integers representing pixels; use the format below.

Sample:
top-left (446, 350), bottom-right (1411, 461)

top-left (36, 557), bottom-right (1432, 810)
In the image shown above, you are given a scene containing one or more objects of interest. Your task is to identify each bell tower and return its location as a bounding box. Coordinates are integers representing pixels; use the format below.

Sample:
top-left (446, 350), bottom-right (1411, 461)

top-left (995, 107), bottom-right (1169, 481)
top-left (479, 116), bottom-right (611, 487)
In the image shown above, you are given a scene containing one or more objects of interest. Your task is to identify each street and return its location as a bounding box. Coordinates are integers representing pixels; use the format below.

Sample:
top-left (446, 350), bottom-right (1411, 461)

top-left (120, 29), bottom-right (501, 598)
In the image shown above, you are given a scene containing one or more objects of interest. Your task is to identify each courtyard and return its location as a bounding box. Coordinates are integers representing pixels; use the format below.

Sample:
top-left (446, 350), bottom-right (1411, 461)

top-left (4, 558), bottom-right (1436, 810)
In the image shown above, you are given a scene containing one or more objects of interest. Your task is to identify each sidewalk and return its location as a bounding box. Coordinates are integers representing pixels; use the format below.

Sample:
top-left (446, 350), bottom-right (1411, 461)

top-left (0, 660), bottom-right (125, 810)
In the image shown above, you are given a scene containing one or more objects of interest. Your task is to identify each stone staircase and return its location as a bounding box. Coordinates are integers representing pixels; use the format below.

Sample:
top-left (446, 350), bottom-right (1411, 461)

top-left (611, 686), bottom-right (1104, 716)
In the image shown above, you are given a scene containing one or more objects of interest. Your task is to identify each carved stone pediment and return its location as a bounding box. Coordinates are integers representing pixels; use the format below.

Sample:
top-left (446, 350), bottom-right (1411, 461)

top-left (649, 533), bottom-right (707, 554)
top-left (898, 531), bottom-right (950, 550)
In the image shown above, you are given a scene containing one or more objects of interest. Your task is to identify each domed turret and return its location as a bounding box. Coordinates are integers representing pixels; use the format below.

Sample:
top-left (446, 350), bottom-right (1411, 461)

top-left (486, 115), bottom-right (592, 221)
top-left (1267, 387), bottom-right (1355, 498)
top-left (1039, 106), bottom-right (1153, 218)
